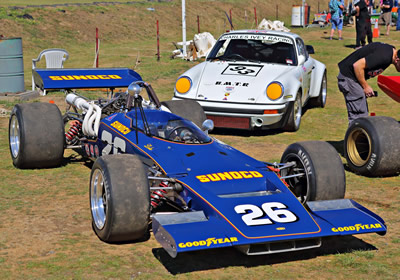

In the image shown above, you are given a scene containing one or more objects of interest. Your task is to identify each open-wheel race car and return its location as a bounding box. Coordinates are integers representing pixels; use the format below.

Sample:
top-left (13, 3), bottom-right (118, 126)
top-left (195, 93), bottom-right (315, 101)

top-left (172, 30), bottom-right (327, 131)
top-left (343, 75), bottom-right (400, 177)
top-left (9, 68), bottom-right (386, 258)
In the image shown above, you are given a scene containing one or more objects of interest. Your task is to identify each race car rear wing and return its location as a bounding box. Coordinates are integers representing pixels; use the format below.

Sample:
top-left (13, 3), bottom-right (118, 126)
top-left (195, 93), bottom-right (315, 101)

top-left (32, 68), bottom-right (142, 90)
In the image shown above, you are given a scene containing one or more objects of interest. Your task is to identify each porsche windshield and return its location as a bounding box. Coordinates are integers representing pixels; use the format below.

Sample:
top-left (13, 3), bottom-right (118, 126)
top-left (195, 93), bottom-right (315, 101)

top-left (127, 110), bottom-right (212, 144)
top-left (207, 34), bottom-right (297, 65)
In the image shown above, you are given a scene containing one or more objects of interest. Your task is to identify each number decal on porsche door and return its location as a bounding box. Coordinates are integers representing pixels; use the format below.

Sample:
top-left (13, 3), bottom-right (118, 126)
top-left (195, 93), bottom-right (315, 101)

top-left (234, 202), bottom-right (298, 226)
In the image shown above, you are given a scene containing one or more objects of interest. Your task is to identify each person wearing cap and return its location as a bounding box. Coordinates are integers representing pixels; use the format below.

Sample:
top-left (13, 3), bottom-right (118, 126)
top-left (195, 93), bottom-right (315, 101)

top-left (337, 42), bottom-right (400, 124)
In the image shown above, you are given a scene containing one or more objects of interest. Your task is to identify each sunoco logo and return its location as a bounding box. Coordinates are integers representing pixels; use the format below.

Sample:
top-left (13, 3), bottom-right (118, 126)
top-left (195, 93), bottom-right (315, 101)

top-left (331, 223), bottom-right (382, 233)
top-left (178, 237), bottom-right (238, 248)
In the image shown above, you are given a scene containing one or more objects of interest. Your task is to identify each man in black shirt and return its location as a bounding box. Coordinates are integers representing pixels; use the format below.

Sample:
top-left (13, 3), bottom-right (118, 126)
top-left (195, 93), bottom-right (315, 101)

top-left (354, 0), bottom-right (371, 48)
top-left (337, 42), bottom-right (400, 123)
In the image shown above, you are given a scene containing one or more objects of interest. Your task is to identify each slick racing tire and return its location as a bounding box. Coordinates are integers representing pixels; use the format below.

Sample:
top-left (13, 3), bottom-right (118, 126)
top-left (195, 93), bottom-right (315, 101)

top-left (90, 154), bottom-right (150, 243)
top-left (161, 100), bottom-right (206, 128)
top-left (309, 71), bottom-right (327, 108)
top-left (344, 116), bottom-right (400, 177)
top-left (280, 141), bottom-right (345, 204)
top-left (283, 93), bottom-right (302, 132)
top-left (9, 103), bottom-right (65, 169)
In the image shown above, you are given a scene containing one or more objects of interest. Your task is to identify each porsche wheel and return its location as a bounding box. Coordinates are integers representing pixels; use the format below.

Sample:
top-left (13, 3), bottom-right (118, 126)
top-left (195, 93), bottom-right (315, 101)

top-left (9, 103), bottom-right (65, 169)
top-left (344, 116), bottom-right (400, 177)
top-left (309, 71), bottom-right (327, 108)
top-left (283, 93), bottom-right (302, 132)
top-left (161, 100), bottom-right (206, 128)
top-left (280, 141), bottom-right (345, 204)
top-left (90, 154), bottom-right (150, 243)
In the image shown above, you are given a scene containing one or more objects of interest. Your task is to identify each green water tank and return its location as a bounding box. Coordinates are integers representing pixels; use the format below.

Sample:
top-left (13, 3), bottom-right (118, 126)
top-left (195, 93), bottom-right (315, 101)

top-left (0, 37), bottom-right (25, 93)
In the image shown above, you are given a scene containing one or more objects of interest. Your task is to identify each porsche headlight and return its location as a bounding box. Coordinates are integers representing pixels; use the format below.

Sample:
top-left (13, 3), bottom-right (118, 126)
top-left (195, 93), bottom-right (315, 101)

top-left (266, 82), bottom-right (284, 101)
top-left (175, 76), bottom-right (192, 94)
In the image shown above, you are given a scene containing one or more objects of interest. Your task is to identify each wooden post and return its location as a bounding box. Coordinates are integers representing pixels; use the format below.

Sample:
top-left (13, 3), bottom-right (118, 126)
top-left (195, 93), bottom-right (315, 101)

top-left (156, 20), bottom-right (160, 61)
top-left (276, 5), bottom-right (278, 20)
top-left (95, 27), bottom-right (99, 68)
top-left (254, 7), bottom-right (258, 27)
top-left (197, 15), bottom-right (200, 33)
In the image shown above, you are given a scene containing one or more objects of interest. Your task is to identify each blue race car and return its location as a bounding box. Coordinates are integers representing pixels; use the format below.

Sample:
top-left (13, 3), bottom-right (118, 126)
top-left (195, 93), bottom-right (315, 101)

top-left (9, 68), bottom-right (386, 257)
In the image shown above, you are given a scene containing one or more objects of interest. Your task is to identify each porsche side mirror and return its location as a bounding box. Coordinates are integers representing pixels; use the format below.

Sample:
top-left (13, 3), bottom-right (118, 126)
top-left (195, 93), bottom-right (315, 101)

top-left (202, 119), bottom-right (214, 134)
top-left (306, 45), bottom-right (315, 54)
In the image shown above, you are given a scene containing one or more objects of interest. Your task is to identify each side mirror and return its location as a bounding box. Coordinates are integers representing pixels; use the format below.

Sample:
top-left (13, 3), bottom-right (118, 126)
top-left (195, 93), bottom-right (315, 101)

top-left (306, 45), bottom-right (315, 54)
top-left (202, 119), bottom-right (214, 134)
top-left (127, 82), bottom-right (142, 96)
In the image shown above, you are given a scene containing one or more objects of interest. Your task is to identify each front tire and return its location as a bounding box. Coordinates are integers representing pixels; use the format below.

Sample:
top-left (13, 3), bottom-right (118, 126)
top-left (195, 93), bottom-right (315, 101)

top-left (280, 141), bottom-right (346, 203)
top-left (344, 116), bottom-right (400, 177)
top-left (9, 103), bottom-right (65, 169)
top-left (90, 154), bottom-right (150, 243)
top-left (283, 93), bottom-right (302, 132)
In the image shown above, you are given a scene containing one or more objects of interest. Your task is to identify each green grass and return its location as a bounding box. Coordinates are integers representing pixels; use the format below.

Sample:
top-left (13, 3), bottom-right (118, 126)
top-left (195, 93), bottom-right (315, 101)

top-left (0, 1), bottom-right (399, 279)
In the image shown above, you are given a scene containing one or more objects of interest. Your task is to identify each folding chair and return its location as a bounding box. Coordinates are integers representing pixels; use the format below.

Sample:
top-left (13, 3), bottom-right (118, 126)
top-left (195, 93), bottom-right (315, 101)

top-left (32, 48), bottom-right (69, 95)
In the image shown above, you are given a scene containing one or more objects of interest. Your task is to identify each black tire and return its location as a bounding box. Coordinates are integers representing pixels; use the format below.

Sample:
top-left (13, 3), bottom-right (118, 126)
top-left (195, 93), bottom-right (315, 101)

top-left (283, 93), bottom-right (302, 132)
top-left (280, 141), bottom-right (346, 203)
top-left (344, 116), bottom-right (400, 177)
top-left (161, 100), bottom-right (206, 128)
top-left (90, 154), bottom-right (150, 243)
top-left (309, 71), bottom-right (327, 108)
top-left (9, 103), bottom-right (65, 169)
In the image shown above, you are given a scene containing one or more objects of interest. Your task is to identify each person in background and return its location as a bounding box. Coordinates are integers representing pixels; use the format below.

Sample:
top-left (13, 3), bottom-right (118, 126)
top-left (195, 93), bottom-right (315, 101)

top-left (380, 0), bottom-right (393, 35)
top-left (329, 0), bottom-right (345, 39)
top-left (337, 42), bottom-right (400, 124)
top-left (365, 0), bottom-right (373, 44)
top-left (354, 0), bottom-right (370, 48)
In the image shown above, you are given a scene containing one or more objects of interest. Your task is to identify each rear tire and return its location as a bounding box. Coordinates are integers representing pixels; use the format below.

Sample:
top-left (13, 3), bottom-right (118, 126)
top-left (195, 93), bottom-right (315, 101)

top-left (280, 141), bottom-right (346, 203)
top-left (90, 154), bottom-right (150, 243)
top-left (309, 71), bottom-right (327, 108)
top-left (344, 116), bottom-right (400, 177)
top-left (161, 100), bottom-right (206, 128)
top-left (9, 103), bottom-right (65, 169)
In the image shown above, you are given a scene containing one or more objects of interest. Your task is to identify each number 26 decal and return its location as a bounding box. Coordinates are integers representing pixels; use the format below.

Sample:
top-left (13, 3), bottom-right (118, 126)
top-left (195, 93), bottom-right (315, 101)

top-left (234, 202), bottom-right (297, 226)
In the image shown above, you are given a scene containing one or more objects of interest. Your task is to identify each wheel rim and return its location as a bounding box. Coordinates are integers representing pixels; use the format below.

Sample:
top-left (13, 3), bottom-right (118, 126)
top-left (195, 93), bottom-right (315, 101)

top-left (347, 128), bottom-right (372, 167)
top-left (282, 154), bottom-right (309, 204)
top-left (9, 115), bottom-right (20, 158)
top-left (321, 74), bottom-right (327, 106)
top-left (294, 96), bottom-right (302, 129)
top-left (91, 169), bottom-right (107, 230)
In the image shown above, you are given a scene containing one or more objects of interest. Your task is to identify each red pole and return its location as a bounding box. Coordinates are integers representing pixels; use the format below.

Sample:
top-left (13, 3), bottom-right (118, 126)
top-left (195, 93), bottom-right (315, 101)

top-left (156, 20), bottom-right (160, 61)
top-left (197, 15), bottom-right (200, 33)
top-left (254, 7), bottom-right (258, 27)
top-left (229, 9), bottom-right (232, 26)
top-left (276, 5), bottom-right (278, 20)
top-left (95, 27), bottom-right (99, 68)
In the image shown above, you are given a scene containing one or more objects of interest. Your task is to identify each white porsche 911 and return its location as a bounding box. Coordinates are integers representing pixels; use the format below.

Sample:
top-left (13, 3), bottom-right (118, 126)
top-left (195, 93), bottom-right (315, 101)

top-left (172, 30), bottom-right (327, 131)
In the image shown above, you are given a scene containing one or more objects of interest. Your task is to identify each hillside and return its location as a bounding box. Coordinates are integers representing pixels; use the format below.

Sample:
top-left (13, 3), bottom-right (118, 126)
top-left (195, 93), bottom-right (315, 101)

top-left (1, 0), bottom-right (328, 92)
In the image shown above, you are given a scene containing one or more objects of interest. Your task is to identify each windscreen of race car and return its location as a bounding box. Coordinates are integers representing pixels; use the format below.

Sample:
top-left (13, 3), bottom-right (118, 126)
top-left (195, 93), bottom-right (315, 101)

top-left (126, 110), bottom-right (212, 144)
